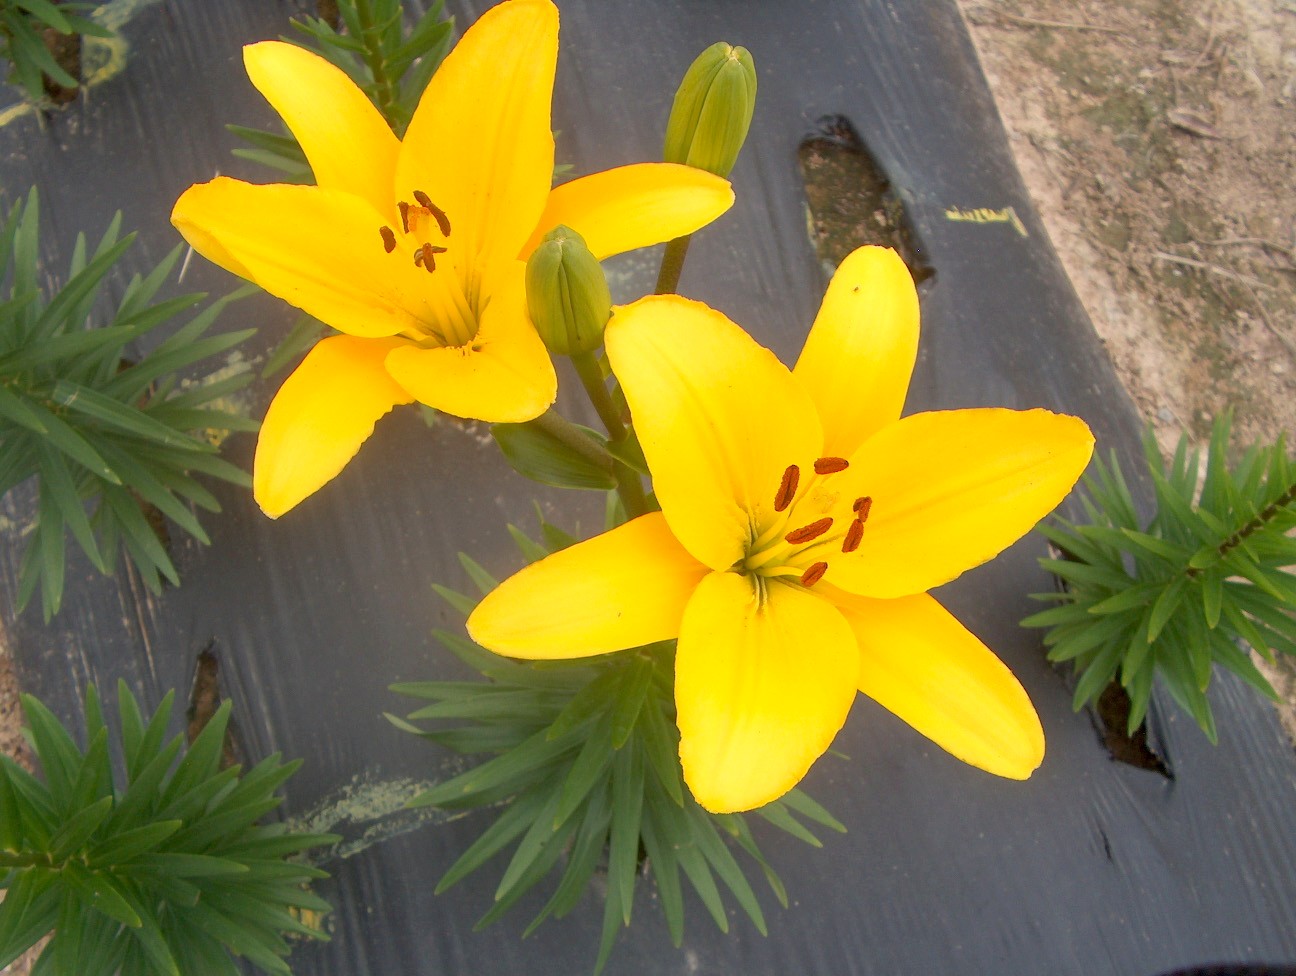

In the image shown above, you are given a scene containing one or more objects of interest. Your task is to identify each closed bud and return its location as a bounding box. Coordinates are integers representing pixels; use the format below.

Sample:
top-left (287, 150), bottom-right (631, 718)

top-left (525, 226), bottom-right (611, 356)
top-left (663, 42), bottom-right (757, 178)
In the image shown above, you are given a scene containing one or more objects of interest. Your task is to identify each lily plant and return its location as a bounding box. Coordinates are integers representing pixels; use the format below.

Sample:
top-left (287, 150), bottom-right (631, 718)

top-left (469, 246), bottom-right (1095, 813)
top-left (172, 0), bottom-right (733, 518)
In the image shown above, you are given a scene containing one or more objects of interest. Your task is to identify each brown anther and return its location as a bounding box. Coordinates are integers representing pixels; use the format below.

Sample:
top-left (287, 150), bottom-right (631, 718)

top-left (428, 202), bottom-right (451, 237)
top-left (853, 496), bottom-right (873, 521)
top-left (413, 242), bottom-right (438, 273)
top-left (412, 189), bottom-right (434, 210)
top-left (841, 518), bottom-right (864, 554)
top-left (785, 517), bottom-right (833, 545)
top-left (398, 201), bottom-right (411, 233)
top-left (800, 562), bottom-right (829, 587)
top-left (379, 226), bottom-right (397, 253)
top-left (774, 464), bottom-right (800, 512)
top-left (814, 456), bottom-right (850, 475)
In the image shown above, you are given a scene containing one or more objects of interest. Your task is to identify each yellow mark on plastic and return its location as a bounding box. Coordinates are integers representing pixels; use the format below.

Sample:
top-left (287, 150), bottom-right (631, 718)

top-left (945, 205), bottom-right (1028, 238)
top-left (0, 0), bottom-right (164, 130)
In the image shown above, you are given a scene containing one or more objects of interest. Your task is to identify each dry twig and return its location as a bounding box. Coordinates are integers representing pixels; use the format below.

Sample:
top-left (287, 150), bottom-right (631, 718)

top-left (1150, 250), bottom-right (1273, 289)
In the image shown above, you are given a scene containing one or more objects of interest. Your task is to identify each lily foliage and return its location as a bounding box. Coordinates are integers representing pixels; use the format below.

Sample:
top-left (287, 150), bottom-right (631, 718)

top-left (228, 0), bottom-right (455, 181)
top-left (0, 0), bottom-right (110, 103)
top-left (392, 524), bottom-right (845, 975)
top-left (1025, 415), bottom-right (1296, 742)
top-left (0, 682), bottom-right (337, 976)
top-left (0, 189), bottom-right (255, 620)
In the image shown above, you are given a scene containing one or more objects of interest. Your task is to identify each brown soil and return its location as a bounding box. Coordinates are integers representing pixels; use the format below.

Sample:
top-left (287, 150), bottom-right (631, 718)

top-left (957, 0), bottom-right (1296, 742)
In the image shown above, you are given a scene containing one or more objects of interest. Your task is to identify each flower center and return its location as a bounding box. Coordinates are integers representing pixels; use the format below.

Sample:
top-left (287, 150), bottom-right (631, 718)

top-left (742, 456), bottom-right (871, 589)
top-left (377, 190), bottom-right (477, 348)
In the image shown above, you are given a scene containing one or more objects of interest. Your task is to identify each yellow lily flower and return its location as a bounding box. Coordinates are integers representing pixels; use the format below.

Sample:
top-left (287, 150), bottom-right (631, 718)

top-left (468, 246), bottom-right (1095, 813)
top-left (171, 0), bottom-right (734, 518)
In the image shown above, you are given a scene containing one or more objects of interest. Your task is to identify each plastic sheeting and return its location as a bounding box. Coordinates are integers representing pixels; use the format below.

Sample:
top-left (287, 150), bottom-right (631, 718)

top-left (2, 1), bottom-right (1295, 973)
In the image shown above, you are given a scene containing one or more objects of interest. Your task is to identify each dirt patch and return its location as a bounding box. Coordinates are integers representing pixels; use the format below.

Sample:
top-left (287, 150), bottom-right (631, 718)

top-left (957, 0), bottom-right (1296, 742)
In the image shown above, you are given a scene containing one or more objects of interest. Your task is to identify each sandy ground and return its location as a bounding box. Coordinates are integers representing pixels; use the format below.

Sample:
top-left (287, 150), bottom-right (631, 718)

top-left (2, 1), bottom-right (1294, 970)
top-left (956, 0), bottom-right (1296, 741)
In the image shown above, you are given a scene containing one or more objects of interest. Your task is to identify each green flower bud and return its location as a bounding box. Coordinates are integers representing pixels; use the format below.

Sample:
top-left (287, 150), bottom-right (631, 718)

top-left (663, 42), bottom-right (757, 178)
top-left (525, 225), bottom-right (611, 357)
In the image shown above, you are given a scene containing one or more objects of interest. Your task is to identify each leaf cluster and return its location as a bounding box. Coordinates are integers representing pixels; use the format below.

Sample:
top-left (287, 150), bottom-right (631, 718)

top-left (0, 681), bottom-right (338, 976)
top-left (228, 0), bottom-right (453, 180)
top-left (0, 189), bottom-right (257, 619)
top-left (1024, 416), bottom-right (1296, 741)
top-left (0, 0), bottom-right (110, 102)
top-left (390, 515), bottom-right (845, 975)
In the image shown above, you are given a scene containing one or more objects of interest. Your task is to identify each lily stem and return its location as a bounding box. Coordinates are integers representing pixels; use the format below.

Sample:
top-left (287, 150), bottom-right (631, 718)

top-left (570, 352), bottom-right (625, 440)
top-left (530, 409), bottom-right (615, 474)
top-left (352, 0), bottom-right (399, 126)
top-left (570, 352), bottom-right (650, 519)
top-left (1216, 478), bottom-right (1296, 560)
top-left (654, 234), bottom-right (693, 294)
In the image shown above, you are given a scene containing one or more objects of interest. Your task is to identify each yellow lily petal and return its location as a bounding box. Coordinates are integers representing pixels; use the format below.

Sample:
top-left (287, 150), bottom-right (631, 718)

top-left (829, 588), bottom-right (1044, 778)
top-left (829, 408), bottom-right (1095, 598)
top-left (383, 264), bottom-right (556, 421)
top-left (397, 0), bottom-right (557, 290)
top-left (468, 512), bottom-right (708, 658)
top-left (605, 295), bottom-right (823, 571)
top-left (520, 163), bottom-right (735, 261)
top-left (243, 41), bottom-right (399, 218)
top-left (676, 572), bottom-right (859, 813)
top-left (792, 246), bottom-right (920, 457)
top-left (172, 179), bottom-right (444, 339)
top-left (254, 335), bottom-right (414, 518)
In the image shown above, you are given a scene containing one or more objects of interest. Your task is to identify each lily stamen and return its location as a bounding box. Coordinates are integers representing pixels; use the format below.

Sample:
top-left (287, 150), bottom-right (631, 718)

top-left (799, 561), bottom-right (829, 586)
top-left (842, 518), bottom-right (864, 553)
top-left (398, 201), bottom-right (411, 234)
top-left (412, 190), bottom-right (452, 237)
top-left (853, 496), bottom-right (873, 520)
top-left (813, 456), bottom-right (849, 475)
top-left (413, 243), bottom-right (449, 273)
top-left (785, 517), bottom-right (833, 545)
top-left (774, 464), bottom-right (799, 512)
top-left (379, 226), bottom-right (397, 253)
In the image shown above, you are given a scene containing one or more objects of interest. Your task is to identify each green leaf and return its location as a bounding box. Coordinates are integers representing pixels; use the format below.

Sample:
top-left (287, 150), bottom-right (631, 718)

top-left (260, 313), bottom-right (326, 379)
top-left (637, 695), bottom-right (684, 807)
top-left (640, 803), bottom-right (686, 946)
top-left (86, 819), bottom-right (182, 867)
top-left (48, 794), bottom-right (113, 859)
top-left (688, 806), bottom-right (766, 936)
top-left (0, 383), bottom-right (49, 433)
top-left (1146, 577), bottom-right (1187, 643)
top-left (457, 551), bottom-right (497, 596)
top-left (756, 799), bottom-right (824, 848)
top-left (0, 871), bottom-right (59, 970)
top-left (62, 862), bottom-right (141, 928)
top-left (780, 787), bottom-right (846, 833)
top-left (492, 419), bottom-right (617, 491)
top-left (19, 693), bottom-right (82, 815)
top-left (493, 788), bottom-right (564, 902)
top-left (1201, 570), bottom-right (1224, 629)
top-left (23, 400), bottom-right (120, 485)
top-left (608, 740), bottom-right (644, 925)
top-left (0, 763), bottom-right (23, 851)
top-left (527, 775), bottom-right (611, 930)
top-left (507, 523), bottom-right (549, 564)
top-left (16, 0), bottom-right (73, 32)
top-left (409, 726), bottom-right (580, 809)
top-left (1085, 581), bottom-right (1162, 616)
top-left (430, 583), bottom-right (477, 617)
top-left (554, 711), bottom-right (616, 828)
top-left (609, 656), bottom-right (653, 749)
